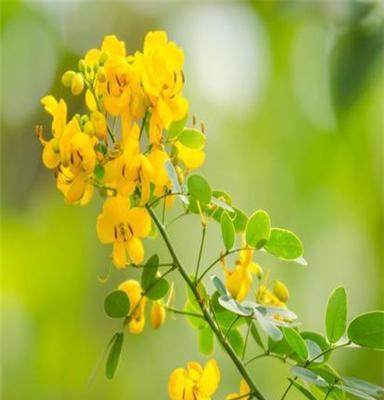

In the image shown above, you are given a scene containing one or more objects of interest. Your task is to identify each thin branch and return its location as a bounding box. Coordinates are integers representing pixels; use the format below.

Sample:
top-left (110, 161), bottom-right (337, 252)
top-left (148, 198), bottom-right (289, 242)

top-left (194, 224), bottom-right (206, 279)
top-left (164, 306), bottom-right (204, 320)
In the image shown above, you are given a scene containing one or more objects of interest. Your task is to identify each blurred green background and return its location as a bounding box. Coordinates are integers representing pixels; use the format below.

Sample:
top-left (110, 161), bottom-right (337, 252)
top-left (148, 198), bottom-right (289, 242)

top-left (1, 0), bottom-right (383, 399)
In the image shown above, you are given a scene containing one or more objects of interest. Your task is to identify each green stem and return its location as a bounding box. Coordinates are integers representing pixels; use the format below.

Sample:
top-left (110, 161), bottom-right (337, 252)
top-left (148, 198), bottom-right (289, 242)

top-left (146, 205), bottom-right (266, 400)
top-left (280, 379), bottom-right (294, 400)
top-left (194, 224), bottom-right (206, 280)
top-left (164, 306), bottom-right (204, 319)
top-left (242, 320), bottom-right (252, 361)
top-left (224, 315), bottom-right (241, 342)
top-left (197, 247), bottom-right (251, 284)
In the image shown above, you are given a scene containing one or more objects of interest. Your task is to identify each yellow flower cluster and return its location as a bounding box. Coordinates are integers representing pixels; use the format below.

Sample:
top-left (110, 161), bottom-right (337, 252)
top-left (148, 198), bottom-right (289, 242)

top-left (38, 32), bottom-right (206, 268)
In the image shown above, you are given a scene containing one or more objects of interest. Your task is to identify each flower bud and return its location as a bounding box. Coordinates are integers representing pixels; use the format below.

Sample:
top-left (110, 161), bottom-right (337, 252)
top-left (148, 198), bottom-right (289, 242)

top-left (99, 52), bottom-right (108, 66)
top-left (91, 111), bottom-right (107, 140)
top-left (71, 73), bottom-right (84, 96)
top-left (273, 281), bottom-right (289, 303)
top-left (151, 302), bottom-right (166, 329)
top-left (78, 59), bottom-right (86, 72)
top-left (61, 70), bottom-right (75, 87)
top-left (97, 67), bottom-right (106, 83)
top-left (84, 120), bottom-right (95, 136)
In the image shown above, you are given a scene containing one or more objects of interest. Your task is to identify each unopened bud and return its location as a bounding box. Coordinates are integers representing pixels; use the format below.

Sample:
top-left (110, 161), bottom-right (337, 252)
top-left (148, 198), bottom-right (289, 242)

top-left (51, 138), bottom-right (60, 153)
top-left (151, 302), bottom-right (166, 329)
top-left (61, 70), bottom-right (75, 87)
top-left (84, 120), bottom-right (95, 136)
top-left (273, 281), bottom-right (289, 303)
top-left (97, 67), bottom-right (106, 83)
top-left (99, 52), bottom-right (108, 66)
top-left (91, 111), bottom-right (107, 140)
top-left (71, 73), bottom-right (84, 95)
top-left (78, 59), bottom-right (86, 72)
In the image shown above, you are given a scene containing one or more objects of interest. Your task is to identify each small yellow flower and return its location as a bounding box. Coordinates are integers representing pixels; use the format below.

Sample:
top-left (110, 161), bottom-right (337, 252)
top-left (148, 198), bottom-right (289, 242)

top-left (141, 31), bottom-right (188, 143)
top-left (168, 359), bottom-right (220, 400)
top-left (256, 283), bottom-right (287, 308)
top-left (226, 379), bottom-right (251, 400)
top-left (151, 301), bottom-right (166, 329)
top-left (56, 168), bottom-right (94, 205)
top-left (222, 248), bottom-right (263, 302)
top-left (96, 195), bottom-right (151, 267)
top-left (40, 96), bottom-right (67, 169)
top-left (119, 279), bottom-right (147, 334)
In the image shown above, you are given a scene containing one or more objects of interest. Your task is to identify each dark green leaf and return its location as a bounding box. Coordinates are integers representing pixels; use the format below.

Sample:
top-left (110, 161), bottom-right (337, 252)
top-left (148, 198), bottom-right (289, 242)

top-left (290, 380), bottom-right (317, 400)
top-left (199, 325), bottom-right (214, 355)
top-left (231, 207), bottom-right (248, 233)
top-left (104, 290), bottom-right (130, 319)
top-left (335, 384), bottom-right (375, 400)
top-left (291, 366), bottom-right (328, 387)
top-left (178, 128), bottom-right (205, 149)
top-left (301, 331), bottom-right (330, 363)
top-left (221, 212), bottom-right (235, 250)
top-left (141, 254), bottom-right (159, 290)
top-left (264, 228), bottom-right (304, 260)
top-left (187, 174), bottom-right (212, 205)
top-left (347, 311), bottom-right (384, 350)
top-left (245, 210), bottom-right (271, 248)
top-left (145, 278), bottom-right (170, 300)
top-left (105, 333), bottom-right (124, 379)
top-left (227, 329), bottom-right (244, 357)
top-left (342, 377), bottom-right (384, 397)
top-left (268, 336), bottom-right (291, 355)
top-left (326, 286), bottom-right (348, 344)
top-left (283, 327), bottom-right (309, 360)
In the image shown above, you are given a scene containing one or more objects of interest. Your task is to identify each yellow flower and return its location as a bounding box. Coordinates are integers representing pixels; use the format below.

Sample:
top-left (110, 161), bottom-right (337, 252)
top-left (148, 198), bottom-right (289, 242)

top-left (151, 301), bottom-right (166, 329)
top-left (96, 195), bottom-right (151, 267)
top-left (40, 96), bottom-right (67, 169)
top-left (168, 359), bottom-right (220, 400)
top-left (141, 31), bottom-right (188, 143)
top-left (222, 248), bottom-right (263, 302)
top-left (56, 167), bottom-right (94, 205)
top-left (226, 379), bottom-right (251, 400)
top-left (256, 283), bottom-right (287, 308)
top-left (119, 279), bottom-right (147, 334)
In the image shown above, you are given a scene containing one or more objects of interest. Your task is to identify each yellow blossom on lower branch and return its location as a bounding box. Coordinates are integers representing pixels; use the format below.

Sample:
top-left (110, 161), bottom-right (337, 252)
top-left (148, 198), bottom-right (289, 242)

top-left (96, 196), bottom-right (151, 267)
top-left (226, 379), bottom-right (251, 400)
top-left (168, 359), bottom-right (220, 400)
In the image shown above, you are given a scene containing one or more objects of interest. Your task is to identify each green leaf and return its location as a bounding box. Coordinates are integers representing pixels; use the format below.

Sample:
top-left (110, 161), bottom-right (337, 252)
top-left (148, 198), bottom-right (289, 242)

top-left (211, 276), bottom-right (227, 296)
top-left (178, 128), bottom-right (205, 149)
top-left (342, 377), bottom-right (384, 397)
top-left (211, 196), bottom-right (234, 213)
top-left (326, 286), bottom-right (348, 344)
top-left (290, 380), bottom-right (317, 400)
top-left (268, 336), bottom-right (292, 355)
top-left (167, 114), bottom-right (188, 139)
top-left (335, 384), bottom-right (375, 400)
top-left (291, 366), bottom-right (328, 387)
top-left (245, 210), bottom-right (271, 248)
top-left (249, 321), bottom-right (265, 350)
top-left (104, 290), bottom-right (130, 319)
top-left (301, 331), bottom-right (330, 363)
top-left (305, 340), bottom-right (323, 363)
top-left (94, 164), bottom-right (105, 181)
top-left (199, 325), bottom-right (214, 355)
top-left (187, 277), bottom-right (207, 309)
top-left (264, 228), bottom-right (304, 260)
top-left (231, 207), bottom-right (248, 233)
top-left (227, 329), bottom-right (244, 357)
top-left (145, 278), bottom-right (170, 300)
top-left (283, 327), bottom-right (309, 360)
top-left (347, 311), bottom-right (384, 350)
top-left (141, 254), bottom-right (159, 290)
top-left (105, 333), bottom-right (124, 380)
top-left (221, 212), bottom-right (235, 250)
top-left (187, 174), bottom-right (212, 205)
top-left (184, 301), bottom-right (207, 330)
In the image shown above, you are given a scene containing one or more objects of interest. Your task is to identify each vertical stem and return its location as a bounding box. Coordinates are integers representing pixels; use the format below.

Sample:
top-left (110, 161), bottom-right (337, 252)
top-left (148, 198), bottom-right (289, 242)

top-left (195, 224), bottom-right (206, 279)
top-left (146, 205), bottom-right (266, 400)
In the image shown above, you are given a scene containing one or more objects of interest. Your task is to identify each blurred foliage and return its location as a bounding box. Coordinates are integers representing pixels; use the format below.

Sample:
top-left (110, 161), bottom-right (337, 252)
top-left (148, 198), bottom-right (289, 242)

top-left (1, 0), bottom-right (383, 399)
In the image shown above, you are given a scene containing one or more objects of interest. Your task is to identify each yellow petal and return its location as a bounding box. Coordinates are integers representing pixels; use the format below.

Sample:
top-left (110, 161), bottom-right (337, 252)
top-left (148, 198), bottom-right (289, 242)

top-left (96, 212), bottom-right (115, 244)
top-left (42, 140), bottom-right (60, 169)
top-left (127, 207), bottom-right (151, 238)
top-left (113, 241), bottom-right (127, 268)
top-left (168, 368), bottom-right (187, 400)
top-left (85, 89), bottom-right (97, 111)
top-left (101, 35), bottom-right (126, 58)
top-left (66, 175), bottom-right (86, 203)
top-left (200, 359), bottom-right (220, 396)
top-left (41, 95), bottom-right (58, 115)
top-left (240, 379), bottom-right (251, 396)
top-left (125, 237), bottom-right (144, 265)
top-left (151, 302), bottom-right (166, 329)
